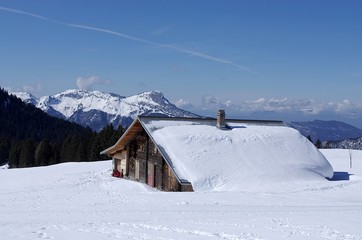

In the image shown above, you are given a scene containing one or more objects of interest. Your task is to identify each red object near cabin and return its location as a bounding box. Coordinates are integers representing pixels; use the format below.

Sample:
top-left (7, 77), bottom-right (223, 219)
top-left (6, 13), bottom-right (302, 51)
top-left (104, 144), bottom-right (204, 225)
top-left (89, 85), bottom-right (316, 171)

top-left (112, 170), bottom-right (120, 177)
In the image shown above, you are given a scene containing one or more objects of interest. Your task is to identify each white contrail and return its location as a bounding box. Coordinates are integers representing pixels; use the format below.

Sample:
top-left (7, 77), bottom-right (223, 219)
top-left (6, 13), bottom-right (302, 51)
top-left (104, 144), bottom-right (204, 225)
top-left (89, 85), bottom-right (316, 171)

top-left (0, 6), bottom-right (250, 71)
top-left (0, 6), bottom-right (49, 21)
top-left (163, 45), bottom-right (250, 71)
top-left (65, 24), bottom-right (251, 71)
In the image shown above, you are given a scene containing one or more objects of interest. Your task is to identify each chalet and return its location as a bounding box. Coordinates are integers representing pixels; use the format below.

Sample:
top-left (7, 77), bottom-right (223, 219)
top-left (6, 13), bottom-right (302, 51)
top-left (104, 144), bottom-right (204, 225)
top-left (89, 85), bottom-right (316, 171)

top-left (101, 110), bottom-right (287, 192)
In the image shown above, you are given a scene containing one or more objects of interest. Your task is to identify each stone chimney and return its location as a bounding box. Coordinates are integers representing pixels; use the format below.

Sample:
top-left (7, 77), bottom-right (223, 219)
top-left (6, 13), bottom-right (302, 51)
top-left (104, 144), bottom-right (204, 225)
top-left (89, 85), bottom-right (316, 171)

top-left (216, 110), bottom-right (226, 129)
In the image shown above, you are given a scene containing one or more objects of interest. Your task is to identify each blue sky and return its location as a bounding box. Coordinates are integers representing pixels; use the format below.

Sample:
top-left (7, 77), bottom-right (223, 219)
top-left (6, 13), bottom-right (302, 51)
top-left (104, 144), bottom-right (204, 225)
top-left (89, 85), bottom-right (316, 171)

top-left (1, 0), bottom-right (362, 125)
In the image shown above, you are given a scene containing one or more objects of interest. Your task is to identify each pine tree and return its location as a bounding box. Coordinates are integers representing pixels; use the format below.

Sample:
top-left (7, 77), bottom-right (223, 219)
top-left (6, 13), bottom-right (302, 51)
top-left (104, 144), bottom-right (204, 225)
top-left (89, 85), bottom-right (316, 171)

top-left (89, 134), bottom-right (102, 161)
top-left (35, 139), bottom-right (52, 166)
top-left (114, 125), bottom-right (125, 141)
top-left (49, 145), bottom-right (60, 165)
top-left (95, 123), bottom-right (121, 160)
top-left (19, 139), bottom-right (35, 167)
top-left (60, 136), bottom-right (77, 162)
top-left (0, 138), bottom-right (10, 166)
top-left (75, 137), bottom-right (88, 161)
top-left (9, 141), bottom-right (21, 168)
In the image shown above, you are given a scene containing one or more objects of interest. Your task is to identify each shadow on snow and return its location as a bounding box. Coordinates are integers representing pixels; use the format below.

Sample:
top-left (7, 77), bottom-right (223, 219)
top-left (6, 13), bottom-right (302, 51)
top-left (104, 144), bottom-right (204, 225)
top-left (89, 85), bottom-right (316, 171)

top-left (330, 172), bottom-right (353, 181)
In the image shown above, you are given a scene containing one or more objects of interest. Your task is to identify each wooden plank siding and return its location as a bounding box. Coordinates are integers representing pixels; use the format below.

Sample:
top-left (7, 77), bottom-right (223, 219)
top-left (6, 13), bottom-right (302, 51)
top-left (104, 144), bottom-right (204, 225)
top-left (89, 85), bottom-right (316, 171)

top-left (118, 129), bottom-right (188, 191)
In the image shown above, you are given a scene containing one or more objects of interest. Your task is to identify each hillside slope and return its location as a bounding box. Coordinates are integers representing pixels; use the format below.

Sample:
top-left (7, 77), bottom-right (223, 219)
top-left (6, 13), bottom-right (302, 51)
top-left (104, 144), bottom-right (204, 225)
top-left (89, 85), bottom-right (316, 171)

top-left (287, 120), bottom-right (362, 142)
top-left (0, 88), bottom-right (91, 143)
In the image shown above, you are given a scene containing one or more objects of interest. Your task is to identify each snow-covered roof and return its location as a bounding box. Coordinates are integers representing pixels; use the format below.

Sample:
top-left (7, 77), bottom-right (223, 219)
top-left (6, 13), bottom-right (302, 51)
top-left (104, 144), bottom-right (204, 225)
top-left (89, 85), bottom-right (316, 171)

top-left (103, 116), bottom-right (334, 192)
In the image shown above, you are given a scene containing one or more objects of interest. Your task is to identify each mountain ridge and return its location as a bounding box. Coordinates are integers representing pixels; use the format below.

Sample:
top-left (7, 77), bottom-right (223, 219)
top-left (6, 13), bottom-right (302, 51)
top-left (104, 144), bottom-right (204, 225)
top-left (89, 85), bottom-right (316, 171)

top-left (12, 89), bottom-right (199, 131)
top-left (287, 120), bottom-right (362, 142)
top-left (12, 89), bottom-right (362, 147)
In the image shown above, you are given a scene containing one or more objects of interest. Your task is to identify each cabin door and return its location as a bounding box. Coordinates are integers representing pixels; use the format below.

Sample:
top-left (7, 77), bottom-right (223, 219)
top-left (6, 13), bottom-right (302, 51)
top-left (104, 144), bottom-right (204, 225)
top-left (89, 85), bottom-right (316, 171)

top-left (147, 163), bottom-right (155, 187)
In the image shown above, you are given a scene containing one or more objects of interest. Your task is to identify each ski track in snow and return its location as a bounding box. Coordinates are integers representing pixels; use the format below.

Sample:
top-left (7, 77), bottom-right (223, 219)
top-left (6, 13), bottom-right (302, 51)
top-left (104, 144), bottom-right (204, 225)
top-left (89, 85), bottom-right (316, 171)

top-left (1, 150), bottom-right (362, 239)
top-left (269, 219), bottom-right (361, 240)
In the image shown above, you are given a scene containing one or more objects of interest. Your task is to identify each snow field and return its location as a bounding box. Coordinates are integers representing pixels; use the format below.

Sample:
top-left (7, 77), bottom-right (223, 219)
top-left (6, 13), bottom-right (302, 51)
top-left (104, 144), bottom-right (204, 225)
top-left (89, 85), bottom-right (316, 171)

top-left (0, 150), bottom-right (361, 239)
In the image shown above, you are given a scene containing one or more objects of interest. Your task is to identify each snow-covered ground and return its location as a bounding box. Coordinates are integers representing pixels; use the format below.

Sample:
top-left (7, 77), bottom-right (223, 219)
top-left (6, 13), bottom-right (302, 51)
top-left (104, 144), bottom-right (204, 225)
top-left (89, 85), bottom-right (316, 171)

top-left (1, 149), bottom-right (362, 240)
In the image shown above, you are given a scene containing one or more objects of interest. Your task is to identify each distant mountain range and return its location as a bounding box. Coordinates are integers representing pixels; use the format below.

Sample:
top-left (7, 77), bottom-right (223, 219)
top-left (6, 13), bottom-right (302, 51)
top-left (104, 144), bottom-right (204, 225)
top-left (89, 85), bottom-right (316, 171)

top-left (12, 89), bottom-right (362, 149)
top-left (12, 89), bottom-right (199, 131)
top-left (287, 120), bottom-right (362, 142)
top-left (287, 120), bottom-right (362, 150)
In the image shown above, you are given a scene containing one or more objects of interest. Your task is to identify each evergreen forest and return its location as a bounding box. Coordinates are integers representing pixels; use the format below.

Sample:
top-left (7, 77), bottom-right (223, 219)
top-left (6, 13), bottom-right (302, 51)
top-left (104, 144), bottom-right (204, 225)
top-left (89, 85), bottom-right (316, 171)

top-left (0, 88), bottom-right (124, 168)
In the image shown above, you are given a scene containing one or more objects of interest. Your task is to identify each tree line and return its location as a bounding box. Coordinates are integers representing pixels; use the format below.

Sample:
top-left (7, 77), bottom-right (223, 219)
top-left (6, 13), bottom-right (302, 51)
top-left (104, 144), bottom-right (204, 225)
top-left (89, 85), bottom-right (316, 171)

top-left (0, 88), bottom-right (124, 168)
top-left (306, 135), bottom-right (330, 149)
top-left (0, 124), bottom-right (124, 168)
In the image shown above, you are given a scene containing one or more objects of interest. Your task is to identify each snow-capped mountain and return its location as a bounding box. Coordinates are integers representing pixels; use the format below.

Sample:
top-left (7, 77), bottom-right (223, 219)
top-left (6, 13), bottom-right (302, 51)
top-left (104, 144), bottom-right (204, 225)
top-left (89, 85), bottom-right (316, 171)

top-left (12, 92), bottom-right (38, 106)
top-left (12, 89), bottom-right (199, 131)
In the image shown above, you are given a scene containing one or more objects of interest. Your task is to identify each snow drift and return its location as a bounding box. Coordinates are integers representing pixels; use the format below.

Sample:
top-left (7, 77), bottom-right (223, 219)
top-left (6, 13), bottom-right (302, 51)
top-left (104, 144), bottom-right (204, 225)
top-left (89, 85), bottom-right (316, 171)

top-left (145, 120), bottom-right (334, 192)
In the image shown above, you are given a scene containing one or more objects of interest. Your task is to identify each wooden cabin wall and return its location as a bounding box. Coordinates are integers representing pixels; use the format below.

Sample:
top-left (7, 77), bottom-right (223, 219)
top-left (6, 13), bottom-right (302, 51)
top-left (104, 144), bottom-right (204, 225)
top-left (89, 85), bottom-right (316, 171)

top-left (180, 184), bottom-right (193, 192)
top-left (148, 140), bottom-right (167, 189)
top-left (128, 143), bottom-right (136, 180)
top-left (125, 129), bottom-right (191, 192)
top-left (162, 163), bottom-right (181, 191)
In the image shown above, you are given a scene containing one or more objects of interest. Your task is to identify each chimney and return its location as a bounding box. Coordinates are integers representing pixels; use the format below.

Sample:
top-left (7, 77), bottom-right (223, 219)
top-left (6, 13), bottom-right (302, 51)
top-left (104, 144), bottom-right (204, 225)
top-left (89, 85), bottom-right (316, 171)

top-left (216, 110), bottom-right (226, 129)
